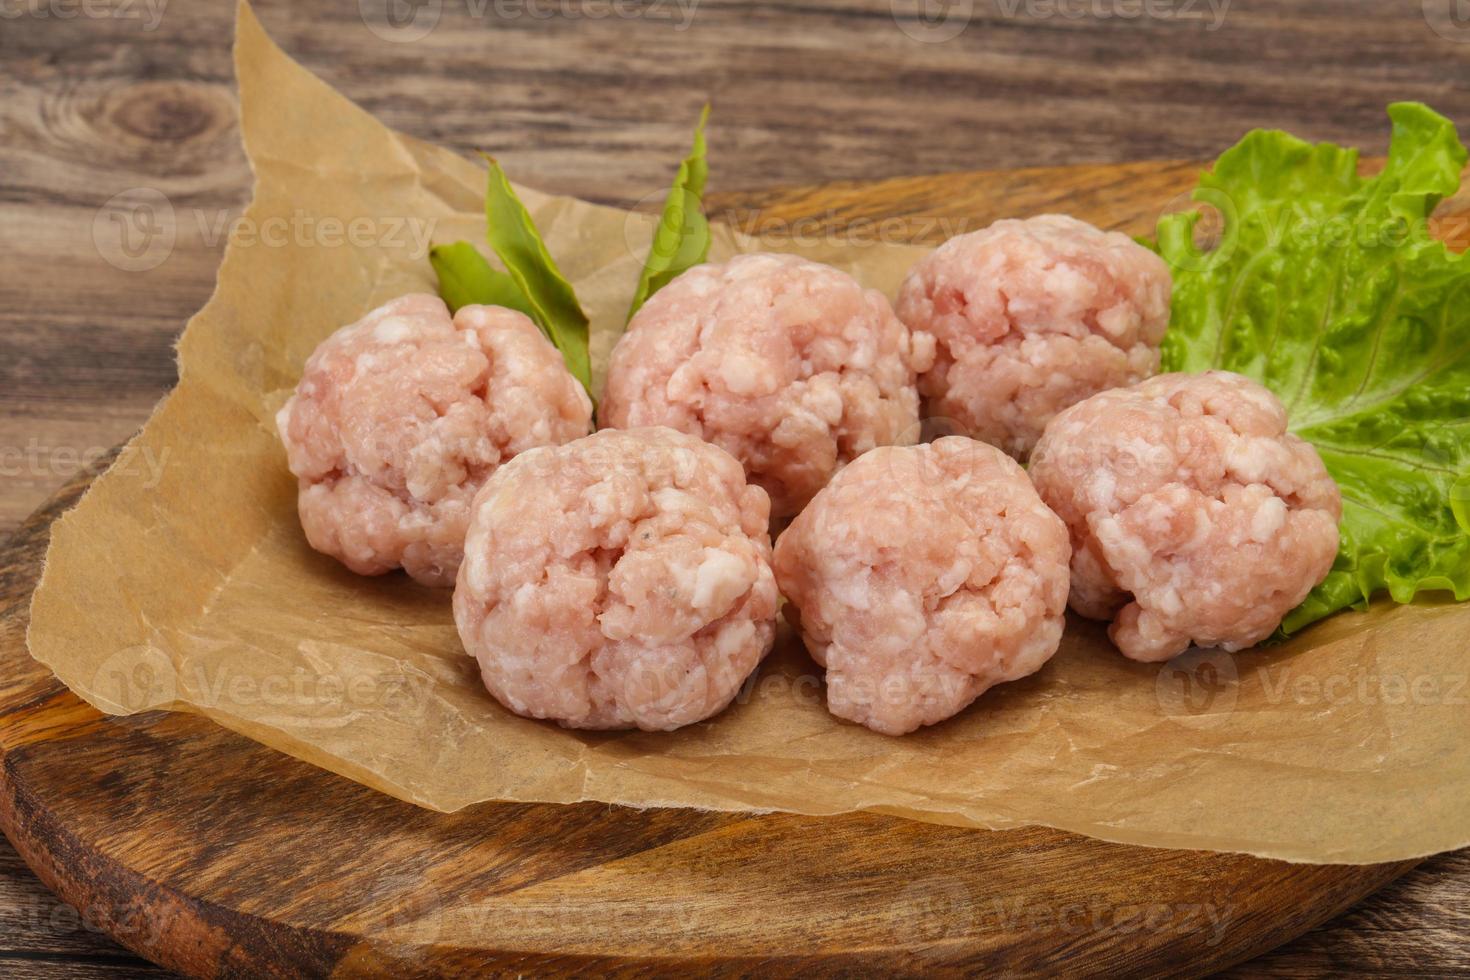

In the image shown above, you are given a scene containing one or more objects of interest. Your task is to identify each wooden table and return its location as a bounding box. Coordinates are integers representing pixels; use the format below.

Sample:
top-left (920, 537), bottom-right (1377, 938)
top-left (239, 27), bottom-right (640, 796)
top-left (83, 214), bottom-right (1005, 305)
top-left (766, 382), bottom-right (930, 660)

top-left (2, 0), bottom-right (1468, 974)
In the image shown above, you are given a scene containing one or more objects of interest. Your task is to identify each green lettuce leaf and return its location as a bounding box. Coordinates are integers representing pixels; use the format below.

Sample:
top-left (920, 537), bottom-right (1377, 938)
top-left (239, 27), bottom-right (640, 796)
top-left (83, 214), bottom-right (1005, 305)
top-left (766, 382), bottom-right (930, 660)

top-left (627, 105), bottom-right (711, 322)
top-left (1157, 102), bottom-right (1470, 634)
top-left (429, 241), bottom-right (535, 317)
top-left (482, 155), bottom-right (593, 398)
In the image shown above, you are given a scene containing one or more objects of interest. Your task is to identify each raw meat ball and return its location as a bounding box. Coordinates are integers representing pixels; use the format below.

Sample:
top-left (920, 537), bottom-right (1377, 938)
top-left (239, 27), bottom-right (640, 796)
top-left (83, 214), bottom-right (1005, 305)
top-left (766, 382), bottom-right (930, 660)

top-left (601, 252), bottom-right (935, 518)
top-left (896, 214), bottom-right (1172, 459)
top-left (1029, 371), bottom-right (1342, 663)
top-left (772, 437), bottom-right (1071, 735)
top-left (454, 426), bottom-right (779, 731)
top-left (277, 293), bottom-right (593, 587)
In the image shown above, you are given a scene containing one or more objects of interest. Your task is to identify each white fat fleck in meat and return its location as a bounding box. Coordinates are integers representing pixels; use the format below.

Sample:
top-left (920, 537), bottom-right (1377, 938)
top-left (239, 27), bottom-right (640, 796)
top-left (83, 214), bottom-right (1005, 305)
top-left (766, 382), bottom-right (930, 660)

top-left (600, 252), bottom-right (933, 518)
top-left (452, 427), bottom-right (778, 732)
top-left (372, 316), bottom-right (416, 344)
top-left (1030, 370), bottom-right (1342, 662)
top-left (718, 353), bottom-right (770, 396)
top-left (276, 293), bottom-right (593, 586)
top-left (692, 548), bottom-right (751, 613)
top-left (935, 558), bottom-right (973, 599)
top-left (1249, 495), bottom-right (1288, 543)
top-left (715, 619), bottom-right (757, 659)
top-left (895, 214), bottom-right (1172, 460)
top-left (773, 437), bottom-right (1071, 735)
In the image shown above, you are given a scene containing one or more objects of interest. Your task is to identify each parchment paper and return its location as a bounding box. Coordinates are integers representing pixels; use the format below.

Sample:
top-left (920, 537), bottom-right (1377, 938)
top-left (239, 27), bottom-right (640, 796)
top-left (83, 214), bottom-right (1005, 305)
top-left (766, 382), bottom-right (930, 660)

top-left (27, 0), bottom-right (1470, 864)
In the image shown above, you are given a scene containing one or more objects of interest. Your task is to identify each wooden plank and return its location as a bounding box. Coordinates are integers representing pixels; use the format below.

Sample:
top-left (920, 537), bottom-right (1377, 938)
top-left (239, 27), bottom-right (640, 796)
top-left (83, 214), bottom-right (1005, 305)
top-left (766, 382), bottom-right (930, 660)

top-left (3, 0), bottom-right (1469, 972)
top-left (1224, 850), bottom-right (1470, 977)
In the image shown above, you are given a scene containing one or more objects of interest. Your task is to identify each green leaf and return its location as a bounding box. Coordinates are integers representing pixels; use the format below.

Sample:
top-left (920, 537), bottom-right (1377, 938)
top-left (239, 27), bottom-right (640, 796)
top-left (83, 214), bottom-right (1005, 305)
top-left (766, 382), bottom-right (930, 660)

top-left (482, 155), bottom-right (593, 398)
top-left (627, 105), bottom-right (711, 322)
top-left (429, 241), bottom-right (535, 317)
top-left (1157, 102), bottom-right (1470, 635)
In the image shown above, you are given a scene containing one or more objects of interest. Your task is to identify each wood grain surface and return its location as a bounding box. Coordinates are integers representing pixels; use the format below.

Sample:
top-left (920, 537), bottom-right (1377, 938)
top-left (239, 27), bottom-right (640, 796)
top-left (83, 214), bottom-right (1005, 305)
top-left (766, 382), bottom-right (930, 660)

top-left (2, 0), bottom-right (1469, 975)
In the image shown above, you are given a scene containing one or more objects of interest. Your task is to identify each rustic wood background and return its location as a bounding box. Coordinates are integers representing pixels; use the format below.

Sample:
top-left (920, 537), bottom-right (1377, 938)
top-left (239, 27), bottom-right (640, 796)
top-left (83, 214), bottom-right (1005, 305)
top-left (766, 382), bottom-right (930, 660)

top-left (2, 0), bottom-right (1469, 974)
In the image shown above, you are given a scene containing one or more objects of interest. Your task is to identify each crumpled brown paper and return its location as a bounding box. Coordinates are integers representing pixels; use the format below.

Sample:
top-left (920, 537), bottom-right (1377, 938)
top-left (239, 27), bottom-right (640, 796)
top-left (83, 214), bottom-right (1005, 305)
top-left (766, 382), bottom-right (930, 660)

top-left (27, 0), bottom-right (1470, 864)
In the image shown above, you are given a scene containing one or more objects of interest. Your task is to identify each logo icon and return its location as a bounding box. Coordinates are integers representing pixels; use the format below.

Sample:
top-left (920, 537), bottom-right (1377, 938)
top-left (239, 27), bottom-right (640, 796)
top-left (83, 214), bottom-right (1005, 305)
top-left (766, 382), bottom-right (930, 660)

top-left (360, 0), bottom-right (443, 43)
top-left (364, 870), bottom-right (444, 952)
top-left (1155, 647), bottom-right (1239, 722)
top-left (621, 185), bottom-right (688, 270)
top-left (1424, 0), bottom-right (1470, 42)
top-left (90, 646), bottom-right (178, 714)
top-left (93, 188), bottom-right (175, 272)
top-left (891, 0), bottom-right (974, 43)
top-left (1156, 185), bottom-right (1238, 274)
top-left (891, 877), bottom-right (973, 959)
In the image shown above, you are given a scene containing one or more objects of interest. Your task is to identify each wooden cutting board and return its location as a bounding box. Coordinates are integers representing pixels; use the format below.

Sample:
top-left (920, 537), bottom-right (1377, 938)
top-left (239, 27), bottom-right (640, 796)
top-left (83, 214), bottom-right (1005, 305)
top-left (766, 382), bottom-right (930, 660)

top-left (0, 164), bottom-right (1430, 977)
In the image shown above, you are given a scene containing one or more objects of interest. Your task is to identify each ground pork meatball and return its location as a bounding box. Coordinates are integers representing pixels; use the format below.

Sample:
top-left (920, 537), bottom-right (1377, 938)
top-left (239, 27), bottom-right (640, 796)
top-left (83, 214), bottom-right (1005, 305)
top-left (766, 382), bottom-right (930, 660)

top-left (896, 214), bottom-right (1172, 459)
top-left (454, 426), bottom-right (779, 731)
top-left (600, 252), bottom-right (936, 518)
top-left (277, 293), bottom-right (593, 587)
top-left (1029, 371), bottom-right (1342, 663)
top-left (772, 437), bottom-right (1071, 735)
